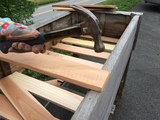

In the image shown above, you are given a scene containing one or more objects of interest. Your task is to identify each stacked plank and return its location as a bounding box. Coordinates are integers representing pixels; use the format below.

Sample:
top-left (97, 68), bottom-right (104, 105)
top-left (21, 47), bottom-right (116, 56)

top-left (52, 4), bottom-right (118, 11)
top-left (0, 35), bottom-right (118, 119)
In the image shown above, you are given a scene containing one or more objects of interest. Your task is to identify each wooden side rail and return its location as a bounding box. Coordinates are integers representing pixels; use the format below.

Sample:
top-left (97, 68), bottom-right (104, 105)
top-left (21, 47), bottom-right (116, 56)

top-left (0, 52), bottom-right (110, 92)
top-left (0, 94), bottom-right (23, 120)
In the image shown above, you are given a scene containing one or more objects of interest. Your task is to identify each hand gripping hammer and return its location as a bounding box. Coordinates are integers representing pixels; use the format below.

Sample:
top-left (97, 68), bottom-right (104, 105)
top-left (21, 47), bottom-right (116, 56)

top-left (0, 4), bottom-right (105, 53)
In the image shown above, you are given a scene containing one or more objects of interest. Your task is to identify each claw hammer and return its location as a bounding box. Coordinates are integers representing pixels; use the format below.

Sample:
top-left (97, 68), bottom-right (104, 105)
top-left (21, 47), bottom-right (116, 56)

top-left (0, 4), bottom-right (105, 53)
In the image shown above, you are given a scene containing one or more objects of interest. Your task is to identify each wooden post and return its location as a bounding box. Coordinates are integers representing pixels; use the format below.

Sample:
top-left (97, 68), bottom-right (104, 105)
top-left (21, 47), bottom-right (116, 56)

top-left (116, 56), bottom-right (131, 99)
top-left (0, 61), bottom-right (11, 78)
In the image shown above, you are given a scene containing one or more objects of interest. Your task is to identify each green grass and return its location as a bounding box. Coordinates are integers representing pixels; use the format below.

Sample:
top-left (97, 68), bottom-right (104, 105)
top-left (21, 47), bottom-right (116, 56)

top-left (22, 70), bottom-right (49, 80)
top-left (100, 0), bottom-right (141, 11)
top-left (29, 0), bottom-right (64, 6)
top-left (53, 49), bottom-right (74, 56)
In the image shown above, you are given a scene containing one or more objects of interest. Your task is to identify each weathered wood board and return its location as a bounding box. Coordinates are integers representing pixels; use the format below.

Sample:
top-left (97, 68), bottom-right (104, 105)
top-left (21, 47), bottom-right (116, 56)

top-left (71, 15), bottom-right (141, 120)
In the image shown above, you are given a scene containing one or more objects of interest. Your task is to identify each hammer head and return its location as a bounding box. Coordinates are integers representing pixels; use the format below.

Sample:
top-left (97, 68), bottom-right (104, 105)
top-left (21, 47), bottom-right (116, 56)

top-left (70, 4), bottom-right (105, 53)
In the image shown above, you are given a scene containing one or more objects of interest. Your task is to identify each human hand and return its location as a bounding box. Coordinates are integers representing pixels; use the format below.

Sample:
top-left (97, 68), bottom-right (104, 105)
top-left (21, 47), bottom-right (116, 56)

top-left (8, 42), bottom-right (46, 54)
top-left (0, 17), bottom-right (46, 54)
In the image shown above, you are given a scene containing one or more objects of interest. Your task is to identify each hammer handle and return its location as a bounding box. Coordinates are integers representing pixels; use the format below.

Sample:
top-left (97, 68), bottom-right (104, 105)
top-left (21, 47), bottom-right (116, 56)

top-left (0, 26), bottom-right (81, 54)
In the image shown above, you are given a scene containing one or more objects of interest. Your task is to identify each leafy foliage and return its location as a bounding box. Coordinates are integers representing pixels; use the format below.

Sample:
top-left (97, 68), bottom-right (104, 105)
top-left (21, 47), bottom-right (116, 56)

top-left (0, 0), bottom-right (37, 25)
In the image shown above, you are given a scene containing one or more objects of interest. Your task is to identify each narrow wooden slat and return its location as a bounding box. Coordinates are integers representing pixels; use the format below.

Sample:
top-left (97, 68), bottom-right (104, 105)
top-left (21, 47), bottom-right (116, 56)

top-left (0, 94), bottom-right (23, 120)
top-left (80, 35), bottom-right (119, 44)
top-left (0, 52), bottom-right (110, 92)
top-left (53, 7), bottom-right (107, 11)
top-left (52, 43), bottom-right (110, 60)
top-left (52, 4), bottom-right (118, 9)
top-left (45, 50), bottom-right (103, 69)
top-left (0, 75), bottom-right (58, 120)
top-left (61, 37), bottom-right (115, 52)
top-left (9, 72), bottom-right (83, 112)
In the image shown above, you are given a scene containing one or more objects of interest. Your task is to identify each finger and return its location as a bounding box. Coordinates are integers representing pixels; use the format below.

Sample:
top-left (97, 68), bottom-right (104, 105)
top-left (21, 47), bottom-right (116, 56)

top-left (8, 46), bottom-right (27, 53)
top-left (17, 42), bottom-right (32, 52)
top-left (32, 44), bottom-right (45, 54)
top-left (11, 42), bottom-right (19, 50)
top-left (10, 42), bottom-right (32, 53)
top-left (8, 47), bottom-right (20, 53)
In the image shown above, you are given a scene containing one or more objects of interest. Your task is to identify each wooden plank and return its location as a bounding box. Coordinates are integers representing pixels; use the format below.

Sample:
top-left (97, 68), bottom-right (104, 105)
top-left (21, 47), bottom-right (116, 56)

top-left (53, 7), bottom-right (107, 12)
top-left (61, 37), bottom-right (115, 52)
top-left (0, 94), bottom-right (23, 120)
top-left (52, 4), bottom-right (118, 9)
top-left (0, 52), bottom-right (110, 92)
top-left (0, 75), bottom-right (58, 120)
top-left (52, 43), bottom-right (110, 60)
top-left (45, 50), bottom-right (103, 69)
top-left (71, 15), bottom-right (140, 120)
top-left (80, 35), bottom-right (119, 44)
top-left (9, 72), bottom-right (83, 112)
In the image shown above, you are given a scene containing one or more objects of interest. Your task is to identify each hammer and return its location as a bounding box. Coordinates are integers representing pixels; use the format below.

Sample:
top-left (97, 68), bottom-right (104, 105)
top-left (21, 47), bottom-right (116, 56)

top-left (0, 4), bottom-right (105, 53)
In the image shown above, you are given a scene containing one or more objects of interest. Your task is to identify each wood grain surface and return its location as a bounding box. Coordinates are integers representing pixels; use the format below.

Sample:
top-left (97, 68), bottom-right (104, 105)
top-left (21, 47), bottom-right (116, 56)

top-left (52, 4), bottom-right (118, 9)
top-left (52, 43), bottom-right (110, 60)
top-left (0, 75), bottom-right (58, 120)
top-left (61, 37), bottom-right (115, 52)
top-left (0, 94), bottom-right (23, 120)
top-left (10, 72), bottom-right (83, 112)
top-left (0, 52), bottom-right (110, 92)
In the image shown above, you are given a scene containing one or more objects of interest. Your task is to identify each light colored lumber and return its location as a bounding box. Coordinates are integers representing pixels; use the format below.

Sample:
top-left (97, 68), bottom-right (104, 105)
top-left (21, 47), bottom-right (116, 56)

top-left (52, 43), bottom-right (110, 60)
top-left (0, 94), bottom-right (23, 120)
top-left (61, 37), bottom-right (115, 52)
top-left (45, 79), bottom-right (64, 86)
top-left (52, 4), bottom-right (118, 9)
top-left (9, 72), bottom-right (83, 112)
top-left (44, 50), bottom-right (103, 69)
top-left (0, 75), bottom-right (57, 120)
top-left (80, 35), bottom-right (119, 44)
top-left (0, 52), bottom-right (110, 92)
top-left (53, 7), bottom-right (107, 12)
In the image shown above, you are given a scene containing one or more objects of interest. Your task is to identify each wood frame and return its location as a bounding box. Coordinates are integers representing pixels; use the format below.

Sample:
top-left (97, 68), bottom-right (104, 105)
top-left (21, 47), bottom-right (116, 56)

top-left (72, 15), bottom-right (142, 120)
top-left (0, 10), bottom-right (142, 120)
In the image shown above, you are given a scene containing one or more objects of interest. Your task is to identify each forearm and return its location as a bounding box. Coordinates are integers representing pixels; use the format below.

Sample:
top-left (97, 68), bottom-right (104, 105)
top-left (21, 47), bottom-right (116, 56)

top-left (0, 17), bottom-right (39, 41)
